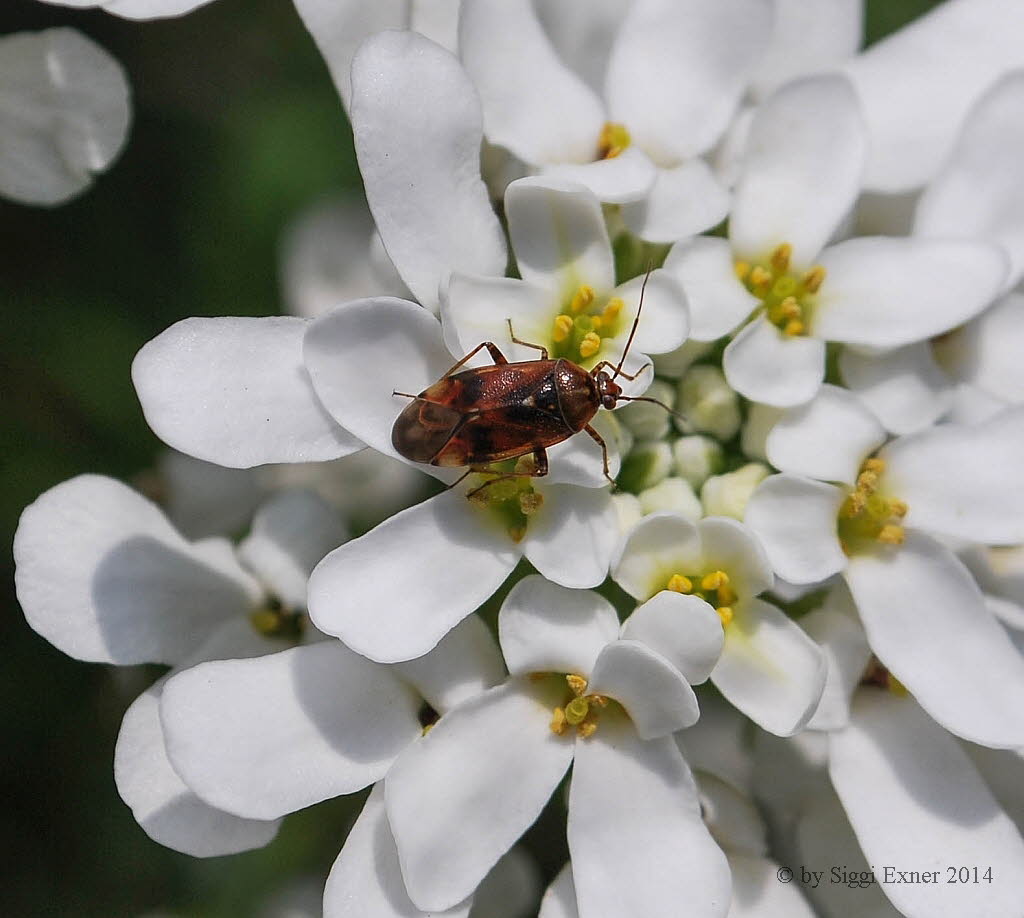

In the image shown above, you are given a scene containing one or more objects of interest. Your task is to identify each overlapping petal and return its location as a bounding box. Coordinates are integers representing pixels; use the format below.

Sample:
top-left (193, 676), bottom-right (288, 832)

top-left (620, 160), bottom-right (731, 243)
top-left (620, 592), bottom-right (724, 684)
top-left (722, 318), bottom-right (826, 407)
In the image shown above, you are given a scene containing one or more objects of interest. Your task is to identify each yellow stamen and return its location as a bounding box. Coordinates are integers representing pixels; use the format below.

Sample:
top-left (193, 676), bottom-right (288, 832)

top-left (716, 606), bottom-right (734, 627)
top-left (783, 319), bottom-right (805, 337)
top-left (569, 285), bottom-right (595, 314)
top-left (518, 491), bottom-right (543, 515)
top-left (597, 121), bottom-right (631, 159)
top-left (249, 609), bottom-right (280, 635)
top-left (887, 674), bottom-right (909, 697)
top-left (734, 261), bottom-right (751, 281)
top-left (579, 331), bottom-right (601, 358)
top-left (566, 674), bottom-right (588, 697)
top-left (577, 722), bottom-right (598, 739)
top-left (863, 457), bottom-right (886, 475)
top-left (857, 470), bottom-right (880, 492)
top-left (770, 243), bottom-right (792, 273)
top-left (748, 265), bottom-right (771, 290)
top-left (552, 313), bottom-right (574, 343)
top-left (890, 499), bottom-right (908, 518)
top-left (602, 297), bottom-right (623, 321)
top-left (421, 722), bottom-right (435, 736)
top-left (802, 265), bottom-right (826, 293)
top-left (508, 524), bottom-right (527, 543)
top-left (877, 524), bottom-right (905, 545)
top-left (666, 573), bottom-right (693, 594)
top-left (700, 570), bottom-right (729, 593)
top-left (565, 696), bottom-right (590, 725)
top-left (550, 707), bottom-right (567, 735)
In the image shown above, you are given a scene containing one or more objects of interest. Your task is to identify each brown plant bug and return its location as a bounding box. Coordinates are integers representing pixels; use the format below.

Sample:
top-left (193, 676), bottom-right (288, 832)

top-left (391, 270), bottom-right (675, 495)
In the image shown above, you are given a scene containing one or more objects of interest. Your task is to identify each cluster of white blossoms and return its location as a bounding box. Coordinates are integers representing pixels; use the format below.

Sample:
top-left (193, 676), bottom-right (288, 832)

top-left (12, 0), bottom-right (1024, 916)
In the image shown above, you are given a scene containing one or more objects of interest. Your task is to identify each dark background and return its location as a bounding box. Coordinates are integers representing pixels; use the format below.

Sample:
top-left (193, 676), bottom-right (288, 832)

top-left (1, 1), bottom-right (941, 914)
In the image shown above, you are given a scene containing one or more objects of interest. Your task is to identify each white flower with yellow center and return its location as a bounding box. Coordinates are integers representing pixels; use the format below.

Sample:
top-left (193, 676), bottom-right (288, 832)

top-left (611, 513), bottom-right (826, 737)
top-left (663, 73), bottom-right (1009, 407)
top-left (747, 387), bottom-right (1024, 749)
top-left (384, 575), bottom-right (730, 917)
top-left (14, 476), bottom-right (348, 856)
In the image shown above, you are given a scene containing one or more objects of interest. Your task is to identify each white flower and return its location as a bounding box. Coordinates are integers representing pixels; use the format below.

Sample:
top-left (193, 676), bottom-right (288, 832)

top-left (0, 28), bottom-right (130, 206)
top-left (747, 388), bottom-right (1024, 748)
top-left (611, 513), bottom-right (826, 736)
top-left (664, 74), bottom-right (1008, 407)
top-left (14, 476), bottom-right (348, 855)
top-left (385, 575), bottom-right (730, 916)
top-left (700, 463), bottom-right (770, 521)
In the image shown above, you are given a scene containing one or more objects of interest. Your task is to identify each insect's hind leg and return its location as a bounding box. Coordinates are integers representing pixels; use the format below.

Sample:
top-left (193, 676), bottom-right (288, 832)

top-left (506, 319), bottom-right (548, 359)
top-left (440, 340), bottom-right (509, 378)
top-left (583, 425), bottom-right (616, 489)
top-left (464, 448), bottom-right (549, 500)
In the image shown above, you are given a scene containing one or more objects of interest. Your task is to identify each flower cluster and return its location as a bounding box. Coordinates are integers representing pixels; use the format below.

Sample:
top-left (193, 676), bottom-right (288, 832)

top-left (13, 1), bottom-right (1024, 916)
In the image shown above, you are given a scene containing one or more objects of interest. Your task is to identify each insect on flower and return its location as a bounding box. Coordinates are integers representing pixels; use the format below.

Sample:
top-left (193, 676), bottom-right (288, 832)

top-left (391, 272), bottom-right (675, 494)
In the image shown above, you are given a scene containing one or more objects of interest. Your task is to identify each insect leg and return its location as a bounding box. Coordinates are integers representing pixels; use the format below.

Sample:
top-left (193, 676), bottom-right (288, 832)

top-left (591, 360), bottom-right (652, 382)
top-left (506, 319), bottom-right (548, 359)
top-left (583, 424), bottom-right (616, 488)
top-left (464, 449), bottom-right (549, 500)
top-left (530, 447), bottom-right (549, 477)
top-left (441, 340), bottom-right (509, 378)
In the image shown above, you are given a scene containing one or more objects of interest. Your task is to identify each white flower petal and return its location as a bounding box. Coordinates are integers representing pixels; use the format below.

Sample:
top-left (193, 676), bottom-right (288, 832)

top-left (538, 863), bottom-right (577, 918)
top-left (712, 598), bottom-right (826, 736)
top-left (158, 451), bottom-right (263, 540)
top-left (844, 0), bottom-right (1024, 192)
top-left (697, 773), bottom-right (766, 857)
top-left (459, 0), bottom-right (605, 165)
top-left (722, 317), bottom-right (826, 407)
top-left (324, 784), bottom-right (472, 918)
top-left (621, 592), bottom-right (724, 684)
top-left (744, 474), bottom-right (847, 584)
top-left (815, 237), bottom-right (1008, 347)
top-left (608, 269), bottom-right (689, 357)
top-left (387, 680), bottom-right (575, 912)
top-left (498, 575), bottom-right (619, 678)
top-left (115, 685), bottom-right (280, 858)
top-left (543, 410), bottom-right (624, 489)
top-left (838, 342), bottom-right (953, 436)
top-left (662, 237), bottom-right (759, 342)
top-left (304, 297), bottom-right (458, 481)
top-left (351, 31), bottom-right (507, 311)
top-left (844, 531), bottom-right (1024, 748)
top-left (540, 148), bottom-right (657, 205)
top-left (829, 691), bottom-right (1024, 917)
top-left (37, 0), bottom-right (212, 17)
top-left (611, 512), bottom-right (702, 601)
top-left (470, 846), bottom-right (542, 918)
top-left (13, 475), bottom-right (258, 665)
top-left (522, 485), bottom-right (617, 589)
top-left (505, 176), bottom-right (614, 292)
top-left (568, 716), bottom-right (731, 918)
top-left (308, 490), bottom-right (519, 663)
top-left (237, 490), bottom-right (348, 610)
top-left (161, 641), bottom-right (422, 820)
top-left (606, 0), bottom-right (771, 162)
top-left (881, 405), bottom-right (1024, 543)
top-left (133, 316), bottom-right (359, 468)
top-left (0, 28), bottom-right (130, 206)
top-left (676, 692), bottom-right (754, 795)
top-left (589, 640), bottom-right (700, 738)
top-left (620, 160), bottom-right (731, 243)
top-left (534, 0), bottom-right (628, 92)
top-left (698, 516), bottom-right (775, 598)
top-left (731, 75), bottom-right (866, 269)
top-left (800, 598), bottom-right (872, 731)
top-left (727, 853), bottom-right (817, 918)
top-left (766, 384), bottom-right (886, 485)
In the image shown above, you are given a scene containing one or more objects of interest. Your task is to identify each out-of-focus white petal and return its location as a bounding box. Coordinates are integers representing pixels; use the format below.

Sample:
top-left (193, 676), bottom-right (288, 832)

top-left (744, 474), bottom-right (847, 584)
top-left (722, 318), bottom-right (826, 407)
top-left (158, 451), bottom-right (263, 541)
top-left (534, 0), bottom-right (628, 93)
top-left (237, 490), bottom-right (347, 610)
top-left (844, 0), bottom-right (1024, 192)
top-left (697, 773), bottom-right (766, 856)
top-left (612, 512), bottom-right (702, 600)
top-left (606, 0), bottom-right (771, 163)
top-left (505, 176), bottom-right (614, 292)
top-left (607, 269), bottom-right (689, 357)
top-left (731, 75), bottom-right (866, 270)
top-left (815, 238), bottom-right (1008, 347)
top-left (38, 0), bottom-right (213, 18)
top-left (712, 598), bottom-right (827, 737)
top-left (459, 0), bottom-right (605, 165)
top-left (410, 0), bottom-right (461, 52)
top-left (620, 161), bottom-right (731, 243)
top-left (728, 853), bottom-right (817, 918)
top-left (800, 598), bottom-right (872, 731)
top-left (537, 863), bottom-right (577, 918)
top-left (115, 685), bottom-right (280, 858)
top-left (351, 31), bottom-right (507, 311)
top-left (881, 406), bottom-right (1024, 543)
top-left (766, 384), bottom-right (886, 485)
top-left (470, 846), bottom-right (542, 918)
top-left (829, 691), bottom-right (1024, 916)
top-left (387, 680), bottom-right (574, 912)
top-left (839, 342), bottom-right (952, 436)
top-left (13, 475), bottom-right (259, 665)
top-left (0, 28), bottom-right (130, 206)
top-left (589, 640), bottom-right (701, 738)
top-left (621, 592), bottom-right (724, 684)
top-left (540, 148), bottom-right (657, 204)
top-left (133, 316), bottom-right (359, 468)
top-left (844, 531), bottom-right (1024, 749)
top-left (308, 491), bottom-right (519, 664)
top-left (498, 575), bottom-right (619, 678)
top-left (749, 0), bottom-right (862, 100)
top-left (161, 642), bottom-right (422, 820)
top-left (677, 692), bottom-right (754, 795)
top-left (568, 715), bottom-right (731, 918)
top-left (662, 237), bottom-right (758, 342)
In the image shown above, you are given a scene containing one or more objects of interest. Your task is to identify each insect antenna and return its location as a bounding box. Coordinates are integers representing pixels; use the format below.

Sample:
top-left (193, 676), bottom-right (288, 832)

top-left (615, 395), bottom-right (692, 432)
top-left (611, 263), bottom-right (653, 381)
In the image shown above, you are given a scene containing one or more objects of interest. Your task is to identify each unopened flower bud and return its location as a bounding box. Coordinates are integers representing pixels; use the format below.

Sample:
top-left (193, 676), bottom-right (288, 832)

top-left (677, 366), bottom-right (741, 441)
top-left (638, 477), bottom-right (702, 520)
top-left (617, 380), bottom-right (675, 441)
top-left (617, 441), bottom-right (673, 494)
top-left (741, 402), bottom-right (784, 463)
top-left (672, 435), bottom-right (724, 489)
top-left (653, 339), bottom-right (715, 379)
top-left (613, 492), bottom-right (644, 534)
top-left (701, 462), bottom-right (770, 520)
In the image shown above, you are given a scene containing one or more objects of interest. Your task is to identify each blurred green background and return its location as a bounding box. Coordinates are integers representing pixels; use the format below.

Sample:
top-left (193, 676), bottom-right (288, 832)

top-left (1, 1), bottom-right (941, 914)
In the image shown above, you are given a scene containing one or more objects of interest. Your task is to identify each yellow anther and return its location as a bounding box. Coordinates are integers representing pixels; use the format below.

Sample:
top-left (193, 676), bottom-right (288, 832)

top-left (843, 491), bottom-right (866, 517)
top-left (565, 696), bottom-right (591, 725)
top-left (717, 582), bottom-right (737, 605)
top-left (887, 674), bottom-right (909, 697)
top-left (877, 524), bottom-right (905, 545)
top-left (598, 121), bottom-right (631, 159)
top-left (802, 265), bottom-right (826, 294)
top-left (579, 331), bottom-right (602, 358)
top-left (666, 574), bottom-right (693, 594)
top-left (577, 722), bottom-right (598, 739)
top-left (783, 319), bottom-right (805, 337)
top-left (566, 674), bottom-right (588, 697)
top-left (550, 707), bottom-right (567, 735)
top-left (508, 524), bottom-right (527, 543)
top-left (748, 265), bottom-right (771, 290)
top-left (700, 570), bottom-right (729, 593)
top-left (569, 285), bottom-right (595, 314)
top-left (857, 470), bottom-right (880, 492)
top-left (518, 491), bottom-right (543, 516)
top-left (589, 694), bottom-right (609, 708)
top-left (249, 609), bottom-right (279, 635)
top-left (890, 499), bottom-right (908, 518)
top-left (552, 314), bottom-right (574, 343)
top-left (422, 722), bottom-right (436, 736)
top-left (770, 243), bottom-right (792, 273)
top-left (603, 297), bottom-right (624, 321)
top-left (863, 457), bottom-right (886, 474)
top-left (734, 261), bottom-right (751, 281)
top-left (779, 296), bottom-right (801, 319)
top-left (716, 606), bottom-right (734, 627)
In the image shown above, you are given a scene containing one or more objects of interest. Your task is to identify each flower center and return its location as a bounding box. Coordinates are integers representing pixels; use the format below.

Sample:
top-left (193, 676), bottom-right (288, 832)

top-left (665, 569), bottom-right (736, 627)
top-left (466, 455), bottom-right (544, 543)
top-left (735, 243), bottom-right (825, 337)
top-left (597, 121), bottom-right (631, 160)
top-left (836, 457), bottom-right (908, 554)
top-left (249, 596), bottom-right (304, 640)
top-left (550, 673), bottom-right (608, 739)
top-left (550, 283), bottom-right (624, 364)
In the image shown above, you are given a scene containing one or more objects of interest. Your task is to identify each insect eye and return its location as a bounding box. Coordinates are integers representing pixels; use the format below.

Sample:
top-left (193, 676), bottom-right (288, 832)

top-left (602, 394), bottom-right (617, 410)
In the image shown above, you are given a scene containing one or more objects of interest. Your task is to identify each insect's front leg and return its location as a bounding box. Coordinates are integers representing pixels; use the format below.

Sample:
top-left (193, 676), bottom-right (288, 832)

top-left (506, 319), bottom-right (549, 360)
top-left (591, 360), bottom-right (652, 382)
top-left (440, 340), bottom-right (509, 378)
top-left (583, 424), bottom-right (616, 489)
